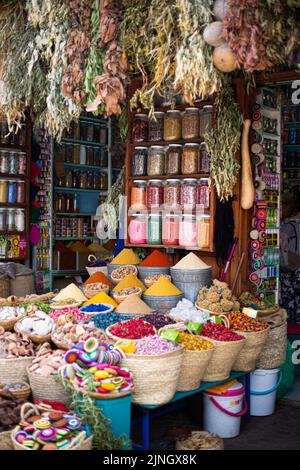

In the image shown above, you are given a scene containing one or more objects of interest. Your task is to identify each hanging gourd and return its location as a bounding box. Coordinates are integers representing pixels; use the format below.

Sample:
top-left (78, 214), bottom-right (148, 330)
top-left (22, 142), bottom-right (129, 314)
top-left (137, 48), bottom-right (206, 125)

top-left (213, 0), bottom-right (227, 20)
top-left (203, 21), bottom-right (225, 48)
top-left (213, 43), bottom-right (237, 72)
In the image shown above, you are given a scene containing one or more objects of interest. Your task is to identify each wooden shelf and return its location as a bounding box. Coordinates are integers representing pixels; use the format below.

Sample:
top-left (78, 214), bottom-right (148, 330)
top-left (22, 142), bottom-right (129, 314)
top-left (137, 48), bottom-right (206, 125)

top-left (56, 212), bottom-right (95, 217)
top-left (61, 138), bottom-right (107, 148)
top-left (54, 236), bottom-right (96, 241)
top-left (54, 186), bottom-right (107, 194)
top-left (131, 101), bottom-right (213, 115)
top-left (131, 138), bottom-right (205, 147)
top-left (129, 173), bottom-right (209, 181)
top-left (52, 269), bottom-right (88, 277)
top-left (64, 163), bottom-right (109, 171)
top-left (0, 174), bottom-right (26, 180)
top-left (0, 143), bottom-right (26, 151)
top-left (0, 203), bottom-right (26, 208)
top-left (126, 243), bottom-right (211, 253)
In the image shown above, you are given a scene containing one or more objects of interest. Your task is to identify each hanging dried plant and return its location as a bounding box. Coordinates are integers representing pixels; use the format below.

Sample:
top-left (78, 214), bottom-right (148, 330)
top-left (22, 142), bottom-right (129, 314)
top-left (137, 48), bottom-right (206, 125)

top-left (174, 0), bottom-right (222, 103)
top-left (204, 82), bottom-right (242, 202)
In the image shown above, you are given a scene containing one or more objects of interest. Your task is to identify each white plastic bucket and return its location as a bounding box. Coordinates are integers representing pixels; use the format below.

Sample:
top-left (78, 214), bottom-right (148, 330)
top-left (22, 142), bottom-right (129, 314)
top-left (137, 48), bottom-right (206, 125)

top-left (203, 382), bottom-right (247, 438)
top-left (250, 368), bottom-right (281, 416)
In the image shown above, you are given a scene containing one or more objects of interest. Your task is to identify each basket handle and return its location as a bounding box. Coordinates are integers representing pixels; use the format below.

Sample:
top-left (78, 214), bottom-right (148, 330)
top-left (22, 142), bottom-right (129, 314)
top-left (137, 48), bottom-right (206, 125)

top-left (88, 254), bottom-right (97, 263)
top-left (20, 402), bottom-right (40, 421)
top-left (35, 342), bottom-right (51, 358)
top-left (209, 396), bottom-right (248, 417)
top-left (250, 371), bottom-right (282, 396)
top-left (67, 431), bottom-right (87, 449)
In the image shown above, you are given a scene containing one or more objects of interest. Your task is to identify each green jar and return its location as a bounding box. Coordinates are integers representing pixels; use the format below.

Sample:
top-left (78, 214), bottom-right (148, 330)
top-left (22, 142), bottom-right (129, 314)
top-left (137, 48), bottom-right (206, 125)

top-left (147, 214), bottom-right (162, 245)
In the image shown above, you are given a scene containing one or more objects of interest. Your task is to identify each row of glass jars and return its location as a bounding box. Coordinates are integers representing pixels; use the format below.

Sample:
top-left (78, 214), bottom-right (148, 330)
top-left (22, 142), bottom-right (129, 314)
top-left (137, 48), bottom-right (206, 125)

top-left (132, 143), bottom-right (209, 177)
top-left (0, 208), bottom-right (25, 232)
top-left (56, 170), bottom-right (108, 190)
top-left (128, 213), bottom-right (210, 249)
top-left (0, 121), bottom-right (27, 147)
top-left (0, 150), bottom-right (27, 175)
top-left (0, 180), bottom-right (25, 204)
top-left (131, 179), bottom-right (210, 211)
top-left (55, 217), bottom-right (90, 238)
top-left (60, 143), bottom-right (108, 167)
top-left (63, 120), bottom-right (107, 144)
top-left (132, 107), bottom-right (213, 142)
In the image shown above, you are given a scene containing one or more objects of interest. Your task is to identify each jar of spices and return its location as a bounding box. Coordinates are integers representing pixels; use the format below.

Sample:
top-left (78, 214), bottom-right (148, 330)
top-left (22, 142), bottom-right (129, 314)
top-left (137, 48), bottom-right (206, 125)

top-left (65, 144), bottom-right (73, 163)
top-left (86, 147), bottom-right (94, 166)
top-left (0, 151), bottom-right (8, 174)
top-left (8, 152), bottom-right (18, 175)
top-left (182, 144), bottom-right (199, 175)
top-left (147, 180), bottom-right (163, 210)
top-left (131, 180), bottom-right (147, 210)
top-left (197, 178), bottom-right (210, 210)
top-left (100, 172), bottom-right (108, 190)
top-left (73, 144), bottom-right (80, 164)
top-left (0, 209), bottom-right (6, 231)
top-left (162, 214), bottom-right (179, 245)
top-left (147, 214), bottom-right (162, 245)
top-left (86, 122), bottom-right (94, 142)
top-left (165, 144), bottom-right (182, 175)
top-left (197, 214), bottom-right (210, 249)
top-left (0, 121), bottom-right (9, 145)
top-left (148, 112), bottom-right (164, 142)
top-left (7, 181), bottom-right (17, 204)
top-left (100, 127), bottom-right (107, 144)
top-left (80, 121), bottom-right (87, 141)
top-left (79, 171), bottom-right (88, 189)
top-left (65, 194), bottom-right (74, 212)
top-left (16, 181), bottom-right (25, 204)
top-left (15, 209), bottom-right (25, 232)
top-left (65, 170), bottom-right (73, 188)
top-left (199, 105), bottom-right (213, 138)
top-left (181, 178), bottom-right (197, 210)
top-left (132, 114), bottom-right (148, 142)
top-left (179, 214), bottom-right (197, 247)
top-left (163, 110), bottom-right (181, 141)
top-left (132, 147), bottom-right (148, 176)
top-left (80, 145), bottom-right (86, 165)
top-left (147, 146), bottom-right (165, 176)
top-left (57, 193), bottom-right (65, 212)
top-left (199, 142), bottom-right (210, 173)
top-left (164, 179), bottom-right (181, 209)
top-left (128, 214), bottom-right (147, 244)
top-left (0, 180), bottom-right (7, 203)
top-left (182, 108), bottom-right (199, 139)
top-left (7, 209), bottom-right (15, 231)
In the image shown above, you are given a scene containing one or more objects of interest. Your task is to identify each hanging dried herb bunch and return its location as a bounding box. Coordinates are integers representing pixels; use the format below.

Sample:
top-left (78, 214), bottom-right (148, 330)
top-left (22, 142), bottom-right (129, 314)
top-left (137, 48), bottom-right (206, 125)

top-left (204, 82), bottom-right (242, 202)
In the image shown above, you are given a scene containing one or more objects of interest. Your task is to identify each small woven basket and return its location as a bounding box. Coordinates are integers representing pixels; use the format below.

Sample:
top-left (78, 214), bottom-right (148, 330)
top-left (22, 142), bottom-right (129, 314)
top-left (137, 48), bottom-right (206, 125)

top-left (0, 429), bottom-right (13, 450)
top-left (0, 312), bottom-right (24, 331)
top-left (82, 283), bottom-right (109, 299)
top-left (11, 403), bottom-right (93, 450)
top-left (112, 287), bottom-right (142, 304)
top-left (106, 321), bottom-right (156, 343)
top-left (0, 355), bottom-right (34, 384)
top-left (14, 322), bottom-right (52, 344)
top-left (144, 274), bottom-right (171, 288)
top-left (110, 265), bottom-right (138, 285)
top-left (86, 255), bottom-right (108, 276)
top-left (0, 381), bottom-right (31, 401)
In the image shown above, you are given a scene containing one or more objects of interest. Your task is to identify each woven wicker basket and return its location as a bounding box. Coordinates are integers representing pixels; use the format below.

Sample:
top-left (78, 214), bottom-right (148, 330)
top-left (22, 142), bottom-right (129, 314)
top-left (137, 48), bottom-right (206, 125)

top-left (83, 284), bottom-right (109, 299)
top-left (0, 381), bottom-right (31, 401)
top-left (11, 403), bottom-right (93, 450)
top-left (14, 322), bottom-right (52, 344)
top-left (86, 255), bottom-right (108, 277)
top-left (112, 287), bottom-right (142, 304)
top-left (110, 265), bottom-right (138, 285)
top-left (0, 278), bottom-right (10, 298)
top-left (144, 275), bottom-right (171, 288)
top-left (199, 335), bottom-right (246, 382)
top-left (27, 344), bottom-right (71, 406)
top-left (256, 309), bottom-right (287, 369)
top-left (122, 348), bottom-right (184, 405)
top-left (51, 327), bottom-right (106, 351)
top-left (0, 312), bottom-right (24, 331)
top-left (106, 322), bottom-right (156, 343)
top-left (0, 355), bottom-right (33, 384)
top-left (10, 275), bottom-right (35, 297)
top-left (232, 326), bottom-right (270, 372)
top-left (0, 429), bottom-right (13, 450)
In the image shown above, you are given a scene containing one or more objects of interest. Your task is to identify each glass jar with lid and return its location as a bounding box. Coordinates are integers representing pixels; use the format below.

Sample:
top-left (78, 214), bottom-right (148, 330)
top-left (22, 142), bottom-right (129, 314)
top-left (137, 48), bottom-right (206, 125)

top-left (0, 151), bottom-right (9, 174)
top-left (182, 108), bottom-right (199, 139)
top-left (162, 214), bottom-right (179, 245)
top-left (73, 144), bottom-right (80, 164)
top-left (163, 110), bottom-right (181, 141)
top-left (18, 152), bottom-right (27, 175)
top-left (164, 179), bottom-right (181, 209)
top-left (147, 146), bottom-right (165, 176)
top-left (65, 170), bottom-right (73, 188)
top-left (0, 180), bottom-right (7, 203)
top-left (8, 152), bottom-right (18, 175)
top-left (0, 209), bottom-right (7, 231)
top-left (179, 214), bottom-right (197, 247)
top-left (148, 112), bottom-right (164, 142)
top-left (15, 209), bottom-right (25, 232)
top-left (147, 180), bottom-right (163, 210)
top-left (79, 171), bottom-right (88, 189)
top-left (132, 114), bottom-right (148, 142)
top-left (197, 214), bottom-right (210, 249)
top-left (128, 214), bottom-right (147, 244)
top-left (147, 214), bottom-right (162, 245)
top-left (165, 144), bottom-right (182, 175)
top-left (181, 178), bottom-right (197, 210)
top-left (199, 105), bottom-right (213, 138)
top-left (132, 147), bottom-right (148, 176)
top-left (182, 143), bottom-right (199, 175)
top-left (7, 209), bottom-right (15, 231)
top-left (199, 142), bottom-right (210, 173)
top-left (99, 172), bottom-right (108, 190)
top-left (16, 181), bottom-right (25, 204)
top-left (7, 181), bottom-right (17, 204)
top-left (197, 178), bottom-right (210, 210)
top-left (131, 180), bottom-right (147, 210)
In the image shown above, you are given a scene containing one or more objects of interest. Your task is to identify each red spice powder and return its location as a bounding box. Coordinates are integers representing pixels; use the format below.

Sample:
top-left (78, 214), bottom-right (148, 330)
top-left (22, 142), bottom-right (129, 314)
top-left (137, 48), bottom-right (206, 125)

top-left (139, 249), bottom-right (172, 267)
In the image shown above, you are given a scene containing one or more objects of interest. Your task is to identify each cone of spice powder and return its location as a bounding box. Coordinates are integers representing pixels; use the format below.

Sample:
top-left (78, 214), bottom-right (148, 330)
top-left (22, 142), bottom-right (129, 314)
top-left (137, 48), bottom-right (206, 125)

top-left (111, 249), bottom-right (140, 265)
top-left (83, 291), bottom-right (117, 307)
top-left (144, 277), bottom-right (182, 296)
top-left (139, 249), bottom-right (172, 267)
top-left (116, 296), bottom-right (154, 315)
top-left (83, 272), bottom-right (114, 288)
top-left (113, 274), bottom-right (146, 292)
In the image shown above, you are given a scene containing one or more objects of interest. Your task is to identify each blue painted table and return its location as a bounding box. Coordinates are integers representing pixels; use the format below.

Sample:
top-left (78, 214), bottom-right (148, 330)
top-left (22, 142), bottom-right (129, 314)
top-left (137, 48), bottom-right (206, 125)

top-left (132, 371), bottom-right (250, 450)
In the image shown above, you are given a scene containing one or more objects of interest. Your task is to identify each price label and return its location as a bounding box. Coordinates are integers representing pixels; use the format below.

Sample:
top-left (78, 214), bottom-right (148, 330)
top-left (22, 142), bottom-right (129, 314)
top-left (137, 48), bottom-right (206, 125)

top-left (210, 316), bottom-right (222, 324)
top-left (187, 322), bottom-right (202, 334)
top-left (243, 307), bottom-right (258, 319)
top-left (161, 330), bottom-right (180, 343)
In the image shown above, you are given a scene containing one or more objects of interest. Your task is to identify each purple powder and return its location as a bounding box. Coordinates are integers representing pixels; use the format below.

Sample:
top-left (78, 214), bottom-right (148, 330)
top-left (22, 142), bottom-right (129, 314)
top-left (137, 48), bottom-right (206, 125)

top-left (134, 335), bottom-right (180, 356)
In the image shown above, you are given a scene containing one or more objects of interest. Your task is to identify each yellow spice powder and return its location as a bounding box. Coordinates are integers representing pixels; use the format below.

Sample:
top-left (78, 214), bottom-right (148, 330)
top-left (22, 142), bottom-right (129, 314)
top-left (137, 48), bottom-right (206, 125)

top-left (83, 291), bottom-right (117, 307)
top-left (144, 277), bottom-right (182, 296)
top-left (111, 249), bottom-right (140, 265)
top-left (113, 274), bottom-right (146, 292)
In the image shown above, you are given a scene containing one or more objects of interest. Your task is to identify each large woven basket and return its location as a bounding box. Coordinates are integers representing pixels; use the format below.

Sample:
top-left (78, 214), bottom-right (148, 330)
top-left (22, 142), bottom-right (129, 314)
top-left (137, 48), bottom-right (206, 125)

top-left (256, 309), bottom-right (287, 369)
top-left (86, 255), bottom-right (108, 277)
top-left (11, 403), bottom-right (93, 450)
top-left (0, 278), bottom-right (10, 298)
top-left (232, 326), bottom-right (270, 372)
top-left (27, 344), bottom-right (71, 406)
top-left (14, 322), bottom-right (52, 344)
top-left (199, 335), bottom-right (246, 382)
top-left (0, 355), bottom-right (33, 384)
top-left (122, 348), bottom-right (184, 405)
top-left (106, 322), bottom-right (156, 343)
top-left (0, 381), bottom-right (31, 401)
top-left (177, 346), bottom-right (215, 392)
top-left (112, 287), bottom-right (142, 304)
top-left (82, 284), bottom-right (109, 299)
top-left (0, 429), bottom-right (13, 450)
top-left (10, 275), bottom-right (35, 297)
top-left (0, 312), bottom-right (24, 331)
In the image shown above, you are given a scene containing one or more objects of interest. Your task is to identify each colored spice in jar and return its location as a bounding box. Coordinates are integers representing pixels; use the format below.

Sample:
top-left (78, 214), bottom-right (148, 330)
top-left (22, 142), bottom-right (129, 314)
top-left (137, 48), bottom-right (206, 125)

top-left (139, 249), bottom-right (172, 267)
top-left (179, 215), bottom-right (197, 247)
top-left (132, 147), bottom-right (148, 176)
top-left (165, 145), bottom-right (182, 175)
top-left (147, 146), bottom-right (165, 176)
top-left (144, 277), bottom-right (182, 296)
top-left (146, 180), bottom-right (163, 209)
top-left (164, 110), bottom-right (181, 141)
top-left (111, 248), bottom-right (140, 265)
top-left (164, 179), bottom-right (181, 209)
top-left (201, 323), bottom-right (245, 342)
top-left (182, 108), bottom-right (199, 139)
top-left (148, 112), bottom-right (164, 141)
top-left (227, 312), bottom-right (269, 332)
top-left (134, 335), bottom-right (180, 355)
top-left (178, 332), bottom-right (214, 351)
top-left (182, 144), bottom-right (199, 175)
top-left (162, 214), bottom-right (179, 245)
top-left (132, 114), bottom-right (148, 142)
top-left (131, 181), bottom-right (147, 210)
top-left (109, 319), bottom-right (155, 339)
top-left (181, 179), bottom-right (197, 210)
